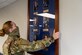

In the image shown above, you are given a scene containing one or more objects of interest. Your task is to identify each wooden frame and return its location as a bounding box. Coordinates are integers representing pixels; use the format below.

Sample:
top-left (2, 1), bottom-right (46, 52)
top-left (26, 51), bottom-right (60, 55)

top-left (55, 0), bottom-right (59, 55)
top-left (27, 0), bottom-right (59, 55)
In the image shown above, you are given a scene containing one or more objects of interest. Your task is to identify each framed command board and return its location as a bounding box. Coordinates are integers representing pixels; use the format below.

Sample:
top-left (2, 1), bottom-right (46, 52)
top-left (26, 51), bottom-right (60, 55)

top-left (27, 0), bottom-right (59, 55)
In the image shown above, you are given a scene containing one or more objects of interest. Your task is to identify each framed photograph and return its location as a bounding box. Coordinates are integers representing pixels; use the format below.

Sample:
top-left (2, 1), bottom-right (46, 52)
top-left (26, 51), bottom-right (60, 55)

top-left (27, 0), bottom-right (59, 55)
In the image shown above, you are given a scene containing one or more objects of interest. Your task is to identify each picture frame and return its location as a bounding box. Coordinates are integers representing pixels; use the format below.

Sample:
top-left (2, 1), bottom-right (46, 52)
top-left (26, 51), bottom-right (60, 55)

top-left (27, 0), bottom-right (59, 55)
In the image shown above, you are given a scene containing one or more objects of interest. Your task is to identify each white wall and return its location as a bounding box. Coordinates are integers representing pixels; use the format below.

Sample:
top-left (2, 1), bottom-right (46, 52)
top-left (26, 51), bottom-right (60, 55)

top-left (0, 0), bottom-right (27, 53)
top-left (60, 0), bottom-right (82, 55)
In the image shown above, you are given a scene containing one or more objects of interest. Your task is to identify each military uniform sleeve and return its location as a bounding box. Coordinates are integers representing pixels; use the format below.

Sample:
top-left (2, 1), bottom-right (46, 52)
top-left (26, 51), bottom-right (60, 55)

top-left (18, 37), bottom-right (54, 52)
top-left (10, 37), bottom-right (55, 54)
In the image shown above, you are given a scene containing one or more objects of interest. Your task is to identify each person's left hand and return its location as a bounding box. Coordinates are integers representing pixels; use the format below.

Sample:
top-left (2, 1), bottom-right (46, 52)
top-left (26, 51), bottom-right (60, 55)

top-left (53, 30), bottom-right (59, 40)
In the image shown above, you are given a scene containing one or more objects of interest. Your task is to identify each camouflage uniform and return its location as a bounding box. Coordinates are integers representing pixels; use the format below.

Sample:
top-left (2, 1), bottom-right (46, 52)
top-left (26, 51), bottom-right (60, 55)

top-left (3, 27), bottom-right (54, 55)
top-left (3, 27), bottom-right (20, 55)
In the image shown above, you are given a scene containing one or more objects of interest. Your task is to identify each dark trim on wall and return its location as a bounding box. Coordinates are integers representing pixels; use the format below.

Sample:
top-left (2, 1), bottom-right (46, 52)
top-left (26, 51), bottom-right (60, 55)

top-left (27, 0), bottom-right (30, 40)
top-left (55, 0), bottom-right (59, 55)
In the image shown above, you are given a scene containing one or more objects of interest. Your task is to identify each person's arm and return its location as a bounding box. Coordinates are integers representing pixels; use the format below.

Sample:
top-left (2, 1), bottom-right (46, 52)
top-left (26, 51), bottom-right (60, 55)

top-left (10, 36), bottom-right (56, 54)
top-left (19, 37), bottom-right (54, 52)
top-left (10, 29), bottom-right (59, 53)
top-left (23, 30), bottom-right (59, 52)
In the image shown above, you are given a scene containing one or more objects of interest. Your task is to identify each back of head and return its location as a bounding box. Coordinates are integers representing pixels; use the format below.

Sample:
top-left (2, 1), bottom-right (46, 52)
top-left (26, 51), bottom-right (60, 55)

top-left (3, 21), bottom-right (17, 34)
top-left (3, 21), bottom-right (12, 28)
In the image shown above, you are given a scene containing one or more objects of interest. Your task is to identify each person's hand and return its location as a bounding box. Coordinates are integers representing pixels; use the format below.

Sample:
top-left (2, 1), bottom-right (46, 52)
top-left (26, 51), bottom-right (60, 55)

top-left (53, 30), bottom-right (59, 40)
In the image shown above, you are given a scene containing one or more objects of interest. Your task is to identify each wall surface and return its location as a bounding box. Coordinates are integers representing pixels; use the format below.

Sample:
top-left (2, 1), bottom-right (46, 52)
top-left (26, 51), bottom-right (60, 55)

top-left (60, 0), bottom-right (82, 55)
top-left (0, 0), bottom-right (27, 53)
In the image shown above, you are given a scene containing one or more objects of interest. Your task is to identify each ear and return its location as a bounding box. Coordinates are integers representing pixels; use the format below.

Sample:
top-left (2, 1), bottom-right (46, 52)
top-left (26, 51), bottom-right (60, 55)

top-left (9, 22), bottom-right (17, 32)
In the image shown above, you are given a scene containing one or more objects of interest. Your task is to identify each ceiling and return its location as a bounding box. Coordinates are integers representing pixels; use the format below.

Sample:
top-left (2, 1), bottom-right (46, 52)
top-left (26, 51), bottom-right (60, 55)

top-left (0, 0), bottom-right (17, 8)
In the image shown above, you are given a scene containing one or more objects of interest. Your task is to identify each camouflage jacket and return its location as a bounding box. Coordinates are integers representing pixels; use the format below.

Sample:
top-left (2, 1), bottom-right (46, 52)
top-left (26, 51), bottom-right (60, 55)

top-left (6, 27), bottom-right (54, 55)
